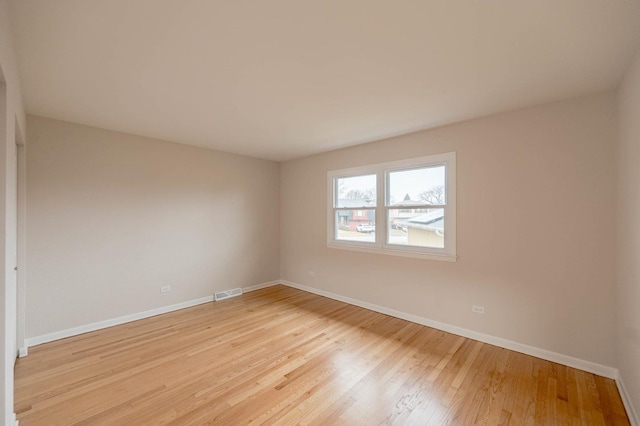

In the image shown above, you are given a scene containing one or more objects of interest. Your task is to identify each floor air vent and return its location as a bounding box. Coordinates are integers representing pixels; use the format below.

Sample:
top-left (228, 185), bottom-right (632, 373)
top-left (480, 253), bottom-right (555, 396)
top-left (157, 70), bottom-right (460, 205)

top-left (214, 288), bottom-right (243, 301)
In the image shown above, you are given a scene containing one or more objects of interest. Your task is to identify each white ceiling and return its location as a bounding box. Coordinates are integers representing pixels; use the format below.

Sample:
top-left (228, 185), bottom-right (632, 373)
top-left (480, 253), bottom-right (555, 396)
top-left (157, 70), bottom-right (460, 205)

top-left (9, 0), bottom-right (640, 161)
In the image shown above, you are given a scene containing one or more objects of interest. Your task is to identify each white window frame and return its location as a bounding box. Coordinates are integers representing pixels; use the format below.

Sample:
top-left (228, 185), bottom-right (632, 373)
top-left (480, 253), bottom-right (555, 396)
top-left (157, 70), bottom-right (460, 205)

top-left (327, 152), bottom-right (456, 261)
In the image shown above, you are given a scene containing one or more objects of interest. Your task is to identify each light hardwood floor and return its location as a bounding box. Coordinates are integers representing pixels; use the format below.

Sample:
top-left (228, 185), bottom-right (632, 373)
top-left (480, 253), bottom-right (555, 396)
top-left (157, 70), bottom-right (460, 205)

top-left (15, 285), bottom-right (630, 425)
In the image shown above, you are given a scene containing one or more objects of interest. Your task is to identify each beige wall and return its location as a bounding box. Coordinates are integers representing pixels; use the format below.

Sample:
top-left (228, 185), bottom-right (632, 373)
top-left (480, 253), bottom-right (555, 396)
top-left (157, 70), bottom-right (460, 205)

top-left (616, 45), bottom-right (640, 420)
top-left (281, 92), bottom-right (617, 367)
top-left (26, 116), bottom-right (280, 338)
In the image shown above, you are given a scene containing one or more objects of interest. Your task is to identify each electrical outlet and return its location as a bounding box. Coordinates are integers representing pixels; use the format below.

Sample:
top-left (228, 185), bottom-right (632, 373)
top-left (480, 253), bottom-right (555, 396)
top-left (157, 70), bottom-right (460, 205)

top-left (160, 286), bottom-right (171, 293)
top-left (472, 305), bottom-right (485, 314)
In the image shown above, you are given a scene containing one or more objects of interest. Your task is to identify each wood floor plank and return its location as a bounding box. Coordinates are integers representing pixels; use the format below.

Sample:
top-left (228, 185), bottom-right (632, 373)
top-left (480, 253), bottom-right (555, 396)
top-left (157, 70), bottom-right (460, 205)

top-left (14, 285), bottom-right (630, 425)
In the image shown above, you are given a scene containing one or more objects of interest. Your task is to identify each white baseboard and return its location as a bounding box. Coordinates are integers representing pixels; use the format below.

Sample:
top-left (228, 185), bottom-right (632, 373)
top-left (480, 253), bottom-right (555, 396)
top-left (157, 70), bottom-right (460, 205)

top-left (18, 278), bottom-right (635, 422)
top-left (23, 280), bottom-right (282, 351)
top-left (18, 347), bottom-right (27, 358)
top-left (279, 280), bottom-right (619, 380)
top-left (24, 295), bottom-right (214, 349)
top-left (242, 280), bottom-right (280, 293)
top-left (617, 373), bottom-right (639, 426)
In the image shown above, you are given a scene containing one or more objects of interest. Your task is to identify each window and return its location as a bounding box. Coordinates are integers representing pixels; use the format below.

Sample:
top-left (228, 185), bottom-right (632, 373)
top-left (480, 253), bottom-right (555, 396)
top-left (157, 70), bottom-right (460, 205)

top-left (333, 174), bottom-right (376, 244)
top-left (327, 152), bottom-right (456, 261)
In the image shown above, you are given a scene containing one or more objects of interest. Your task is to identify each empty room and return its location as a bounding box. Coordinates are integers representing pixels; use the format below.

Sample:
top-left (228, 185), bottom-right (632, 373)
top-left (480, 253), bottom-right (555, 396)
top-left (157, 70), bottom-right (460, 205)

top-left (1, 0), bottom-right (639, 424)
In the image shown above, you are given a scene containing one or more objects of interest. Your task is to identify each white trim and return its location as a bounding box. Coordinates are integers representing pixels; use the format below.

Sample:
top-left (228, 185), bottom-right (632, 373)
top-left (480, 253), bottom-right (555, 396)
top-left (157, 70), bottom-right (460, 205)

top-left (25, 296), bottom-right (214, 348)
top-left (7, 412), bottom-right (17, 426)
top-left (17, 347), bottom-right (27, 358)
top-left (23, 280), bottom-right (282, 350)
top-left (327, 242), bottom-right (457, 261)
top-left (616, 373), bottom-right (640, 426)
top-left (19, 278), bottom-right (630, 416)
top-left (242, 280), bottom-right (280, 293)
top-left (279, 280), bottom-right (618, 379)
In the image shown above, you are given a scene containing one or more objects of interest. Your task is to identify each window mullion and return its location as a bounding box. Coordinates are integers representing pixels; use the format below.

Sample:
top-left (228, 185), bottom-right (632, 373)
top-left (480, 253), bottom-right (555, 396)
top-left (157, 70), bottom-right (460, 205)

top-left (378, 170), bottom-right (385, 248)
top-left (333, 207), bottom-right (374, 211)
top-left (391, 204), bottom-right (446, 209)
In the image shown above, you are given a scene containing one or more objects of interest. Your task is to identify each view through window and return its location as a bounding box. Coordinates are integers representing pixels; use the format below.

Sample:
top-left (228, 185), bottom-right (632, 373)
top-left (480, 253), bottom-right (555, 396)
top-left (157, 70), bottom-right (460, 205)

top-left (387, 165), bottom-right (445, 248)
top-left (335, 174), bottom-right (376, 243)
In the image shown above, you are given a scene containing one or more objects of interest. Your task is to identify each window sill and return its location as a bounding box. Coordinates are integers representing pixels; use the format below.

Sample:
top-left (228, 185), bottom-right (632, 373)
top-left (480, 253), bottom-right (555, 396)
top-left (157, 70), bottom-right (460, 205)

top-left (326, 242), bottom-right (457, 262)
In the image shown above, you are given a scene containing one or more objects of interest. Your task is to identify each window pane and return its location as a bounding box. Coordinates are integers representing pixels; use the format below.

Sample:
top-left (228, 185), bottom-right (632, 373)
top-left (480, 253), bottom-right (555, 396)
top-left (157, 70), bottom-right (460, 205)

top-left (388, 208), bottom-right (444, 248)
top-left (335, 174), bottom-right (376, 208)
top-left (388, 166), bottom-right (445, 206)
top-left (336, 210), bottom-right (375, 243)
